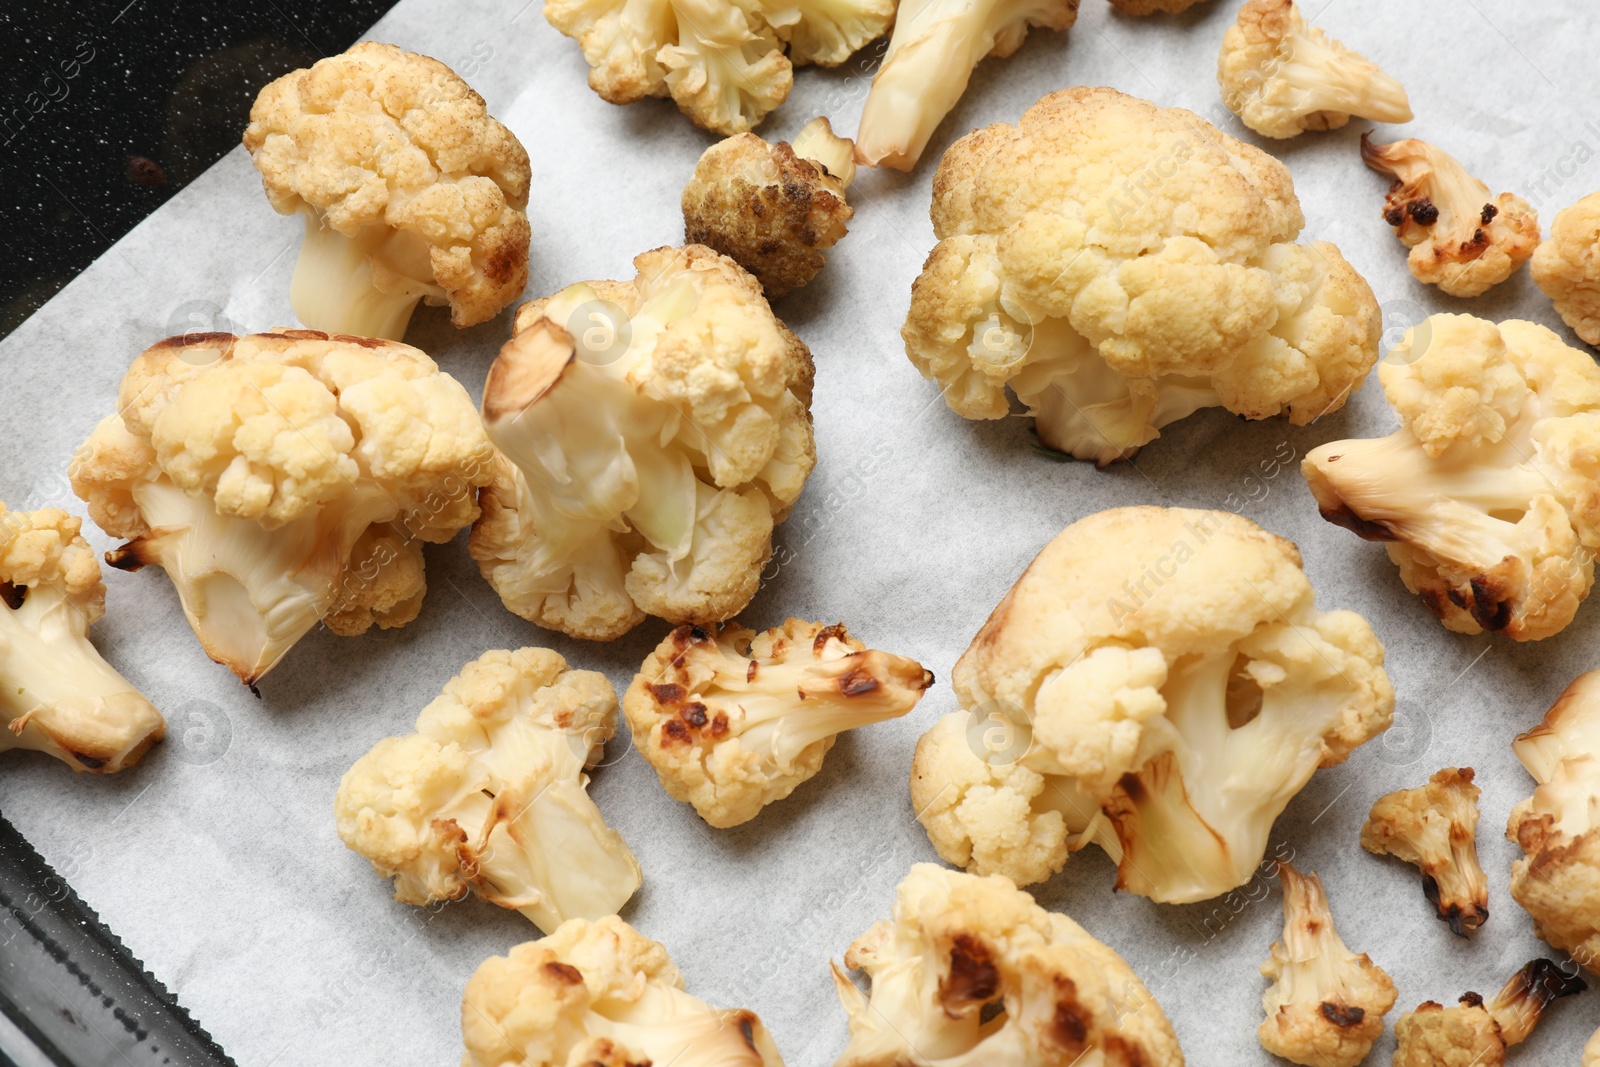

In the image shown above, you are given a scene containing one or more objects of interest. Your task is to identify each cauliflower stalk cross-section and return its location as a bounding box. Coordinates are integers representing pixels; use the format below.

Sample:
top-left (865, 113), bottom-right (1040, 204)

top-left (471, 245), bottom-right (817, 641)
top-left (623, 619), bottom-right (933, 826)
top-left (1392, 959), bottom-right (1586, 1067)
top-left (1361, 767), bottom-right (1489, 936)
top-left (1304, 313), bottom-right (1600, 642)
top-left (69, 329), bottom-right (494, 685)
top-left (336, 648), bottom-right (640, 935)
top-left (831, 864), bottom-right (1184, 1066)
top-left (243, 42), bottom-right (532, 340)
top-left (0, 504), bottom-right (165, 774)
top-left (903, 87), bottom-right (1380, 466)
top-left (910, 506), bottom-right (1393, 904)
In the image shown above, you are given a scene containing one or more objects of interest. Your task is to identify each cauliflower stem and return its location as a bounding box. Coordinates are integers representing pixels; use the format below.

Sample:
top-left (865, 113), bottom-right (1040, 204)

top-left (289, 213), bottom-right (438, 342)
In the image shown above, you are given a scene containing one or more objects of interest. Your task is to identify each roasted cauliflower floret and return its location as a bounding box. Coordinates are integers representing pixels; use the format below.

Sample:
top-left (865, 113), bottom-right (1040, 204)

top-left (904, 86), bottom-right (1380, 465)
top-left (1304, 313), bottom-right (1600, 642)
top-left (1361, 767), bottom-right (1489, 936)
top-left (1532, 191), bottom-right (1600, 348)
top-left (242, 42), bottom-right (531, 340)
top-left (335, 648), bottom-right (640, 935)
top-left (910, 506), bottom-right (1394, 904)
top-left (0, 504), bottom-right (165, 774)
top-left (461, 915), bottom-right (785, 1067)
top-left (831, 864), bottom-right (1184, 1066)
top-left (69, 329), bottom-right (493, 684)
top-left (1218, 0), bottom-right (1411, 139)
top-left (853, 0), bottom-right (1080, 170)
top-left (1392, 960), bottom-right (1585, 1067)
top-left (1257, 862), bottom-right (1396, 1067)
top-left (683, 117), bottom-right (855, 299)
top-left (623, 619), bottom-right (932, 827)
top-left (470, 245), bottom-right (816, 641)
top-left (1362, 134), bottom-right (1539, 298)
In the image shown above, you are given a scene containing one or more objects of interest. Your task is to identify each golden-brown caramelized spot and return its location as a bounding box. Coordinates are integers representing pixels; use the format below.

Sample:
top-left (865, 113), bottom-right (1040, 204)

top-left (733, 1011), bottom-right (759, 1051)
top-left (711, 712), bottom-right (730, 738)
top-left (683, 703), bottom-right (709, 728)
top-left (662, 719), bottom-right (691, 746)
top-left (938, 935), bottom-right (1000, 1016)
top-left (747, 660), bottom-right (759, 683)
top-left (543, 961), bottom-right (584, 985)
top-left (1320, 1002), bottom-right (1366, 1027)
top-left (649, 682), bottom-right (688, 707)
top-left (150, 331), bottom-right (238, 349)
top-left (837, 666), bottom-right (881, 698)
top-left (106, 539), bottom-right (157, 571)
top-left (275, 328), bottom-right (330, 341)
top-left (330, 333), bottom-right (386, 348)
top-left (813, 623), bottom-right (850, 653)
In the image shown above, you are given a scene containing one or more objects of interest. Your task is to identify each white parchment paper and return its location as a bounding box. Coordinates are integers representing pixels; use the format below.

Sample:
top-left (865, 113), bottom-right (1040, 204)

top-left (5, 0), bottom-right (1600, 1062)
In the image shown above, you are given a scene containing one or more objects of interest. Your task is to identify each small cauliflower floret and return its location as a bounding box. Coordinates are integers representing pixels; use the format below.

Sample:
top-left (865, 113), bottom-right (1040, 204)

top-left (1532, 191), bottom-right (1600, 348)
top-left (853, 0), bottom-right (1079, 170)
top-left (70, 330), bottom-right (493, 685)
top-left (0, 504), bottom-right (165, 774)
top-left (910, 506), bottom-right (1394, 904)
top-left (623, 619), bottom-right (932, 827)
top-left (243, 42), bottom-right (531, 340)
top-left (832, 864), bottom-right (1183, 1066)
top-left (335, 648), bottom-right (640, 935)
top-left (471, 246), bottom-right (816, 641)
top-left (1304, 313), bottom-right (1600, 641)
top-left (682, 117), bottom-right (855, 299)
top-left (1507, 672), bottom-right (1600, 973)
top-left (1362, 135), bottom-right (1539, 298)
top-left (1218, 0), bottom-right (1412, 139)
top-left (461, 915), bottom-right (784, 1067)
top-left (904, 87), bottom-right (1380, 465)
top-left (1392, 960), bottom-right (1586, 1067)
top-left (1361, 767), bottom-right (1489, 936)
top-left (1257, 862), bottom-right (1395, 1067)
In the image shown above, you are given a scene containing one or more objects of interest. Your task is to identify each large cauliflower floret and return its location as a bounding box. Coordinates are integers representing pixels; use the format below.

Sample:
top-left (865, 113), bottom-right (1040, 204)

top-left (1391, 960), bottom-right (1586, 1067)
top-left (1362, 135), bottom-right (1539, 298)
top-left (471, 245), bottom-right (816, 641)
top-left (0, 504), bottom-right (165, 774)
top-left (461, 916), bottom-right (785, 1067)
top-left (544, 0), bottom-right (892, 136)
top-left (910, 506), bottom-right (1393, 904)
top-left (853, 0), bottom-right (1080, 171)
top-left (1361, 767), bottom-right (1489, 936)
top-left (623, 619), bottom-right (932, 827)
top-left (243, 42), bottom-right (531, 340)
top-left (1532, 191), bottom-right (1600, 348)
top-left (831, 864), bottom-right (1184, 1066)
top-left (1303, 313), bottom-right (1600, 642)
top-left (904, 87), bottom-right (1380, 465)
top-left (1257, 862), bottom-right (1396, 1067)
top-left (1507, 672), bottom-right (1600, 974)
top-left (70, 330), bottom-right (493, 684)
top-left (335, 648), bottom-right (640, 935)
top-left (1218, 0), bottom-right (1412, 139)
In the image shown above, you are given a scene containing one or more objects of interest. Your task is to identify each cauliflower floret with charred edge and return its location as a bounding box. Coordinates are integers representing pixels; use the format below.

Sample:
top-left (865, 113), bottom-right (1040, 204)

top-left (461, 915), bottom-right (785, 1067)
top-left (623, 619), bottom-right (932, 827)
top-left (832, 864), bottom-right (1183, 1066)
top-left (1362, 134), bottom-right (1539, 298)
top-left (1392, 959), bottom-right (1586, 1067)
top-left (1507, 672), bottom-right (1600, 974)
top-left (1218, 0), bottom-right (1411, 139)
top-left (335, 648), bottom-right (640, 935)
top-left (69, 330), bottom-right (493, 685)
top-left (0, 504), bottom-right (165, 774)
top-left (683, 117), bottom-right (856, 299)
top-left (1304, 313), bottom-right (1600, 642)
top-left (1532, 191), bottom-right (1600, 348)
top-left (910, 506), bottom-right (1393, 904)
top-left (1361, 767), bottom-right (1489, 936)
top-left (1256, 862), bottom-right (1395, 1067)
top-left (242, 42), bottom-right (531, 340)
top-left (470, 245), bottom-right (816, 641)
top-left (903, 87), bottom-right (1380, 466)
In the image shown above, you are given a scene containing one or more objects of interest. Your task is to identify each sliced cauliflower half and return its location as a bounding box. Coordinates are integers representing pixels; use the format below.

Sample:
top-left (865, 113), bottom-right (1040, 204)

top-left (1392, 960), bottom-right (1586, 1067)
top-left (1361, 767), bottom-right (1489, 936)
top-left (1303, 313), bottom-right (1600, 642)
top-left (1532, 191), bottom-right (1600, 348)
top-left (910, 506), bottom-right (1393, 904)
top-left (831, 863), bottom-right (1184, 1066)
top-left (69, 329), bottom-right (493, 685)
top-left (471, 245), bottom-right (817, 641)
top-left (0, 504), bottom-right (165, 773)
top-left (335, 647), bottom-right (640, 935)
top-left (623, 619), bottom-right (932, 827)
top-left (1218, 0), bottom-right (1411, 139)
top-left (243, 42), bottom-right (532, 340)
top-left (462, 916), bottom-right (785, 1067)
top-left (904, 86), bottom-right (1380, 465)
